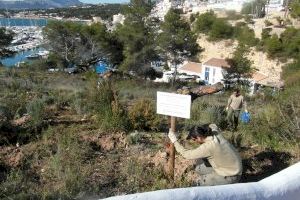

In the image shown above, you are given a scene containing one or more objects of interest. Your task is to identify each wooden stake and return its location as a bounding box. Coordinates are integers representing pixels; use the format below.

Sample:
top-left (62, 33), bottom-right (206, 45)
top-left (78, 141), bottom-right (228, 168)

top-left (168, 116), bottom-right (176, 181)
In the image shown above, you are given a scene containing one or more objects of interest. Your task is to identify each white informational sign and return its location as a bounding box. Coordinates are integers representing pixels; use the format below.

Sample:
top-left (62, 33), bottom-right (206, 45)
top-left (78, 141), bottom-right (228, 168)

top-left (157, 92), bottom-right (191, 119)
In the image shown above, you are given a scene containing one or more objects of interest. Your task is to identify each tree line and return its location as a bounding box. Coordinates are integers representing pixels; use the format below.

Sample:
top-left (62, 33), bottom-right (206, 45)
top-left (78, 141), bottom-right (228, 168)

top-left (43, 0), bottom-right (200, 80)
top-left (0, 27), bottom-right (14, 60)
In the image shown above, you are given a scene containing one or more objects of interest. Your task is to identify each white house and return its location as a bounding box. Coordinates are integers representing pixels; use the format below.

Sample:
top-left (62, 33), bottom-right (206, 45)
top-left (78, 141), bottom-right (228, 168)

top-left (248, 71), bottom-right (284, 95)
top-left (202, 58), bottom-right (230, 85)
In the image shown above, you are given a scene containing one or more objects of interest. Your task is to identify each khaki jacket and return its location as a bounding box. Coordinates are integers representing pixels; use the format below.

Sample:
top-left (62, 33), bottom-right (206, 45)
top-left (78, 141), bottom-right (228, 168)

top-left (227, 94), bottom-right (247, 110)
top-left (174, 132), bottom-right (242, 176)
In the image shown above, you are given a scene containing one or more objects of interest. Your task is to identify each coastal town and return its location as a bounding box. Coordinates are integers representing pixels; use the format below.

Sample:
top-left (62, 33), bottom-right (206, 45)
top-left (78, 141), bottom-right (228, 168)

top-left (0, 0), bottom-right (299, 199)
top-left (1, 0), bottom-right (291, 94)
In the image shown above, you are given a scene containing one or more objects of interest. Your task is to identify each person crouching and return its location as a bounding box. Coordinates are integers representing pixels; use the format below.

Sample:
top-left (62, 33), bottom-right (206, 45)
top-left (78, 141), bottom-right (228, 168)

top-left (168, 124), bottom-right (242, 186)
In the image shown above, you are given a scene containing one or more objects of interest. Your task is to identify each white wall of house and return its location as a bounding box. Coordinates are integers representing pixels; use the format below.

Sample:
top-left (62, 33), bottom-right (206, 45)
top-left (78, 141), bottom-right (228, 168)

top-left (202, 64), bottom-right (227, 85)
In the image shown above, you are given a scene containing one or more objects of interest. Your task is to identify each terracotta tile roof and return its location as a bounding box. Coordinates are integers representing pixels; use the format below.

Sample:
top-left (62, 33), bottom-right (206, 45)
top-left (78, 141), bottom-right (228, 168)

top-left (252, 71), bottom-right (268, 82)
top-left (203, 58), bottom-right (230, 68)
top-left (180, 62), bottom-right (202, 73)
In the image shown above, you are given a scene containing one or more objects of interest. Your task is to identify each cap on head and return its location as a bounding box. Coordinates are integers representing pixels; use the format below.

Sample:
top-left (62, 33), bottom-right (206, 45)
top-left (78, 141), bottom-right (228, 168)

top-left (187, 124), bottom-right (213, 140)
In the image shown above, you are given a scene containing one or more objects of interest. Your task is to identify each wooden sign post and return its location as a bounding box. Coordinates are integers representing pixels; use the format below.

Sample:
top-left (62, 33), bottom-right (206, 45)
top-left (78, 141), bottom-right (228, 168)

top-left (157, 92), bottom-right (191, 180)
top-left (168, 116), bottom-right (176, 180)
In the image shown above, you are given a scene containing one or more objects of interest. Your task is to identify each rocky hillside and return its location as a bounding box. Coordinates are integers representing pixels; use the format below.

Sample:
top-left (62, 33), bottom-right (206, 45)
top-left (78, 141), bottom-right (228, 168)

top-left (0, 0), bottom-right (81, 9)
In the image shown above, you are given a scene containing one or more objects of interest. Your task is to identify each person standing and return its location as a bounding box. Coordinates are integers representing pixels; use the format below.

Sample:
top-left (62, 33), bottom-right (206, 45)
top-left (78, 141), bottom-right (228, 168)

top-left (226, 88), bottom-right (247, 131)
top-left (168, 124), bottom-right (243, 186)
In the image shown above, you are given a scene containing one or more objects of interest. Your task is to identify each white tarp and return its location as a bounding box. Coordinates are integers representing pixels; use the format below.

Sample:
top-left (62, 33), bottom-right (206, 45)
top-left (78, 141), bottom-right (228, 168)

top-left (103, 162), bottom-right (300, 200)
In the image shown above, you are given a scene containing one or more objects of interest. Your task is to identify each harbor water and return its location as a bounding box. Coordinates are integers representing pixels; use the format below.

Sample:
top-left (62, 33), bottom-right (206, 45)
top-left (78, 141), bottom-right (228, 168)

top-left (0, 17), bottom-right (48, 67)
top-left (0, 47), bottom-right (44, 67)
top-left (0, 18), bottom-right (48, 27)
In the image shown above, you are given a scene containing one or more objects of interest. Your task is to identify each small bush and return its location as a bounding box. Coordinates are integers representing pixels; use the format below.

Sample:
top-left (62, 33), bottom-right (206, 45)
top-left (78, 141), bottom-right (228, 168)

top-left (0, 105), bottom-right (12, 128)
top-left (118, 158), bottom-right (169, 193)
top-left (128, 99), bottom-right (162, 131)
top-left (209, 18), bottom-right (234, 40)
top-left (264, 20), bottom-right (273, 27)
top-left (234, 23), bottom-right (259, 46)
top-left (42, 128), bottom-right (92, 198)
top-left (26, 98), bottom-right (45, 129)
top-left (194, 11), bottom-right (217, 33)
top-left (92, 81), bottom-right (131, 132)
top-left (184, 99), bottom-right (227, 130)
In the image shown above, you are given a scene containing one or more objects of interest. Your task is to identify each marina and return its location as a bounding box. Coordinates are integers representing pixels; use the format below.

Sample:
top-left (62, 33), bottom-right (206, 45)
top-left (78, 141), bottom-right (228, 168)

top-left (0, 17), bottom-right (48, 27)
top-left (0, 47), bottom-right (46, 67)
top-left (0, 17), bottom-right (48, 67)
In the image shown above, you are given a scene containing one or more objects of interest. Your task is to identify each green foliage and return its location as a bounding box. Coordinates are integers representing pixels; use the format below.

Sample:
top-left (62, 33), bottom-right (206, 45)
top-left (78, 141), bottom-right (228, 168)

top-left (225, 43), bottom-right (254, 81)
top-left (282, 59), bottom-right (300, 86)
top-left (0, 105), bottom-right (11, 128)
top-left (116, 0), bottom-right (157, 74)
top-left (264, 20), bottom-right (273, 27)
top-left (291, 0), bottom-right (300, 19)
top-left (244, 15), bottom-right (255, 24)
top-left (261, 28), bottom-right (272, 40)
top-left (265, 34), bottom-right (283, 58)
top-left (128, 99), bottom-right (162, 131)
top-left (0, 169), bottom-right (39, 199)
top-left (209, 18), bottom-right (234, 40)
top-left (44, 129), bottom-right (91, 198)
top-left (26, 98), bottom-right (45, 129)
top-left (234, 23), bottom-right (259, 46)
top-left (158, 8), bottom-right (200, 81)
top-left (44, 21), bottom-right (119, 69)
top-left (194, 11), bottom-right (217, 33)
top-left (184, 98), bottom-right (227, 130)
top-left (280, 27), bottom-right (300, 58)
top-left (91, 81), bottom-right (131, 132)
top-left (0, 27), bottom-right (14, 57)
top-left (189, 12), bottom-right (199, 23)
top-left (194, 11), bottom-right (235, 41)
top-left (119, 158), bottom-right (169, 193)
top-left (260, 27), bottom-right (300, 60)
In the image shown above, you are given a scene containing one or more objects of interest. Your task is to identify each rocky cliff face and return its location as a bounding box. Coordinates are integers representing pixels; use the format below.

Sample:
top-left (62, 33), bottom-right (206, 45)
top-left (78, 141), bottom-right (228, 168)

top-left (0, 0), bottom-right (81, 9)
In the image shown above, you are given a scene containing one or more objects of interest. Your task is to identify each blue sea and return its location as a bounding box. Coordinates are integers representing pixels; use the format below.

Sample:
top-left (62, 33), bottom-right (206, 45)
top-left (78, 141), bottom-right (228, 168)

top-left (1, 47), bottom-right (44, 67)
top-left (0, 17), bottom-right (48, 27)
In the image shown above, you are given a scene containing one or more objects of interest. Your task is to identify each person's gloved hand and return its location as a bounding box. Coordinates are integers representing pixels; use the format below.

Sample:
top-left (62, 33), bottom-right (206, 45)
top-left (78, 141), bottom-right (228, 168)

top-left (209, 124), bottom-right (219, 132)
top-left (226, 107), bottom-right (229, 111)
top-left (168, 129), bottom-right (178, 143)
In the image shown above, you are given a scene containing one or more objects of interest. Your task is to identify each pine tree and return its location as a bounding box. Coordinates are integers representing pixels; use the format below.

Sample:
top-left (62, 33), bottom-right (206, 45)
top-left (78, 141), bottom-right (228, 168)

top-left (157, 9), bottom-right (200, 84)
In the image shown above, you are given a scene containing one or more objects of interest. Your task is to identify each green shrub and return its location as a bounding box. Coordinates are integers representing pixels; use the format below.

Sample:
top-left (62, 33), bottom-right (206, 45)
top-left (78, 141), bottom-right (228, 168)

top-left (184, 99), bottom-right (227, 130)
top-left (118, 158), bottom-right (169, 193)
top-left (208, 18), bottom-right (234, 40)
top-left (92, 81), bottom-right (131, 132)
top-left (0, 105), bottom-right (12, 128)
top-left (43, 128), bottom-right (92, 198)
top-left (264, 20), bottom-right (273, 27)
top-left (128, 99), bottom-right (162, 131)
top-left (26, 98), bottom-right (45, 129)
top-left (234, 24), bottom-right (259, 46)
top-left (194, 11), bottom-right (217, 33)
top-left (265, 34), bottom-right (283, 58)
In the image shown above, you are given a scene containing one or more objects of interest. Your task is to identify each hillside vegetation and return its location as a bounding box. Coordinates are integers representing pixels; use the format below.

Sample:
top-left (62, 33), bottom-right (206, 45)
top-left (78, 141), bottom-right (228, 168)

top-left (1, 1), bottom-right (300, 199)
